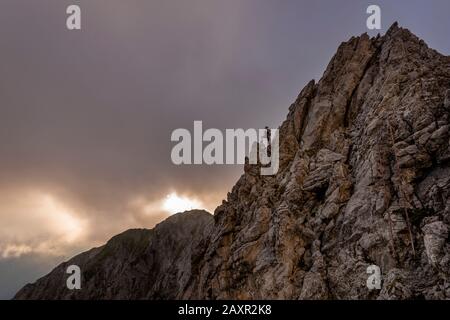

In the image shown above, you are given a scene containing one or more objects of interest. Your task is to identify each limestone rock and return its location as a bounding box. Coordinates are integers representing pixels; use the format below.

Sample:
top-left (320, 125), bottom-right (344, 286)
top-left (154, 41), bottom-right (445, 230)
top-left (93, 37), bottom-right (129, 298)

top-left (14, 210), bottom-right (213, 300)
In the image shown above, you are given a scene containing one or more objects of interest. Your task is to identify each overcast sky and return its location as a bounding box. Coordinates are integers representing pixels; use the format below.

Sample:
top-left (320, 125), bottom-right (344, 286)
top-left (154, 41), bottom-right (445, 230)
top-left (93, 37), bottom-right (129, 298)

top-left (0, 0), bottom-right (449, 299)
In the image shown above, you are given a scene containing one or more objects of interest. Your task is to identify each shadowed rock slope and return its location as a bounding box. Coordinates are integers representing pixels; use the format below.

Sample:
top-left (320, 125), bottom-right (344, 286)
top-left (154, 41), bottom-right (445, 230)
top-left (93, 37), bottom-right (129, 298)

top-left (14, 210), bottom-right (213, 299)
top-left (15, 23), bottom-right (450, 300)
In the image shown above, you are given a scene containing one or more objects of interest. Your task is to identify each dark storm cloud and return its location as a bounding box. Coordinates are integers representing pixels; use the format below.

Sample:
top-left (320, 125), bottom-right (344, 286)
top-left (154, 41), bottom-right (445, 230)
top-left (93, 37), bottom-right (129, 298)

top-left (0, 0), bottom-right (449, 298)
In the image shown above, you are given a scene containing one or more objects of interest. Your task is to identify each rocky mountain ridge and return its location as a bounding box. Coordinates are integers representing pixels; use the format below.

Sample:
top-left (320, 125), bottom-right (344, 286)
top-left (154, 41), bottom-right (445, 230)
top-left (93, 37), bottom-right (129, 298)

top-left (15, 23), bottom-right (450, 300)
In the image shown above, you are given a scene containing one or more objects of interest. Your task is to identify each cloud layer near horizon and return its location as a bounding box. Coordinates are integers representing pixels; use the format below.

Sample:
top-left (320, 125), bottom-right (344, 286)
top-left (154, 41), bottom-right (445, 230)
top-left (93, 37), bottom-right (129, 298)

top-left (1, 0), bottom-right (450, 298)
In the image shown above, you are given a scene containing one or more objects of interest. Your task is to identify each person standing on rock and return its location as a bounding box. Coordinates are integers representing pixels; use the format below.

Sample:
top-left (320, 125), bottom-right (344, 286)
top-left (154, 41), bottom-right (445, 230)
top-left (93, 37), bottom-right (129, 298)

top-left (265, 126), bottom-right (272, 158)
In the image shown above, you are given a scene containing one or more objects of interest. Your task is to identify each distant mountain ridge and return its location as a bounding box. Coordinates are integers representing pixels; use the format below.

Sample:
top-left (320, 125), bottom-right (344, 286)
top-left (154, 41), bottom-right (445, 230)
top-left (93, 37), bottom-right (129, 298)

top-left (15, 23), bottom-right (450, 300)
top-left (15, 210), bottom-right (213, 299)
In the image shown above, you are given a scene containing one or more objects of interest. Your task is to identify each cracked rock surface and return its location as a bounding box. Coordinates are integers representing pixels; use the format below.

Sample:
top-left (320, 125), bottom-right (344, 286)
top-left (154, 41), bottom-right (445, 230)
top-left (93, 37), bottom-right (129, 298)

top-left (15, 24), bottom-right (450, 300)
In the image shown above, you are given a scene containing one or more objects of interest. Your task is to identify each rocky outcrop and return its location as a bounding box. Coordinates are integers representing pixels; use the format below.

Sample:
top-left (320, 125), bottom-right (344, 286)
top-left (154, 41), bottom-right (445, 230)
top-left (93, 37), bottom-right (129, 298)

top-left (183, 23), bottom-right (450, 300)
top-left (15, 23), bottom-right (450, 300)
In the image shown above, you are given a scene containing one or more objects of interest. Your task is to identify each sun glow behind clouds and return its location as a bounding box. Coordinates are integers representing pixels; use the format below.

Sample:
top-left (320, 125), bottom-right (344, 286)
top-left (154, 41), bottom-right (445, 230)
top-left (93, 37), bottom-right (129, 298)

top-left (162, 193), bottom-right (203, 214)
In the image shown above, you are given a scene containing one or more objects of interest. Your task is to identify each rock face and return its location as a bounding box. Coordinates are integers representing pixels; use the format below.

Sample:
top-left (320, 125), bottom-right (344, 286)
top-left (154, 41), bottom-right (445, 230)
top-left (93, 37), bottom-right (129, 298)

top-left (15, 24), bottom-right (450, 300)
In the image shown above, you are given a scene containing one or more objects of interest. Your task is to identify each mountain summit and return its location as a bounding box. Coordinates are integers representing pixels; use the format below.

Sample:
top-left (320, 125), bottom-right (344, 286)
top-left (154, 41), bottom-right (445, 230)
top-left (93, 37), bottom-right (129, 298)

top-left (15, 24), bottom-right (450, 300)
